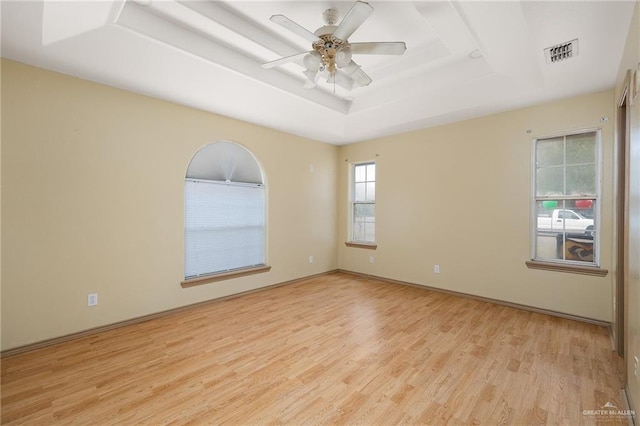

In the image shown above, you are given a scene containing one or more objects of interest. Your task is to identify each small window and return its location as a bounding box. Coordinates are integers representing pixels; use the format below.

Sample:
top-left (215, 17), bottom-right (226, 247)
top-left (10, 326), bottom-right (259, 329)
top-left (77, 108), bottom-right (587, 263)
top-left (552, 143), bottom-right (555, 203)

top-left (184, 141), bottom-right (266, 279)
top-left (351, 162), bottom-right (376, 243)
top-left (532, 130), bottom-right (600, 266)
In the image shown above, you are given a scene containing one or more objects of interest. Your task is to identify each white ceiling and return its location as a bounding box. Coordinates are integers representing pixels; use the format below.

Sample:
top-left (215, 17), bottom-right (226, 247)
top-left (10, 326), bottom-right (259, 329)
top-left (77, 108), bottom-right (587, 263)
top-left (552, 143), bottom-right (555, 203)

top-left (1, 0), bottom-right (635, 145)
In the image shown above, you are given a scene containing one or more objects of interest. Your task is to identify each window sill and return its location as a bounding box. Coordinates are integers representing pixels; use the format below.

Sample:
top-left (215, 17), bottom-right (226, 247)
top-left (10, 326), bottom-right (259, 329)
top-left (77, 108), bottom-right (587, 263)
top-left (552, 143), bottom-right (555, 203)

top-left (181, 265), bottom-right (271, 288)
top-left (345, 242), bottom-right (378, 250)
top-left (525, 260), bottom-right (608, 277)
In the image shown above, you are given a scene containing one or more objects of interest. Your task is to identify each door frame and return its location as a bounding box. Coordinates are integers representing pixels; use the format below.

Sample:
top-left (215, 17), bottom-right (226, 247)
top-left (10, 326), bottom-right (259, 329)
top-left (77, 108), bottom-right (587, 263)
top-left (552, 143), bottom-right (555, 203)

top-left (613, 71), bottom-right (631, 370)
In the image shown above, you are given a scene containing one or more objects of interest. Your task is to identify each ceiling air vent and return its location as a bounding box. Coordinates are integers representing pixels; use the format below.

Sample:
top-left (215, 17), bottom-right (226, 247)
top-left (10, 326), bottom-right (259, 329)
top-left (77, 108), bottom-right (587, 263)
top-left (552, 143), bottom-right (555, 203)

top-left (544, 39), bottom-right (578, 64)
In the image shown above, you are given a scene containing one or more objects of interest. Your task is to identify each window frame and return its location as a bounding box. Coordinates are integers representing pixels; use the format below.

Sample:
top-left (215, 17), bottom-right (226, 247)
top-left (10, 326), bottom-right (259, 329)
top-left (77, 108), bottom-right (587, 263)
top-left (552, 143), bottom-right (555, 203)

top-left (348, 161), bottom-right (377, 248)
top-left (529, 127), bottom-right (604, 272)
top-left (182, 141), bottom-right (270, 287)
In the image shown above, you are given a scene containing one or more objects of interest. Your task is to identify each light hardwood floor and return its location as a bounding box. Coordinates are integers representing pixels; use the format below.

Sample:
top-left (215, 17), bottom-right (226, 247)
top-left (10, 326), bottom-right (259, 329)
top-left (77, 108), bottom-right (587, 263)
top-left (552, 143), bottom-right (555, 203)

top-left (1, 272), bottom-right (626, 425)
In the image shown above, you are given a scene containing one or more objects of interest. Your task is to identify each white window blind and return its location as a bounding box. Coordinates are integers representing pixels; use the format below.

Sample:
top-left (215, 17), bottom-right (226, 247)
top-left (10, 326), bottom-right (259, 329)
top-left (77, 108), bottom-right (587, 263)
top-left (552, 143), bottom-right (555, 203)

top-left (185, 179), bottom-right (265, 278)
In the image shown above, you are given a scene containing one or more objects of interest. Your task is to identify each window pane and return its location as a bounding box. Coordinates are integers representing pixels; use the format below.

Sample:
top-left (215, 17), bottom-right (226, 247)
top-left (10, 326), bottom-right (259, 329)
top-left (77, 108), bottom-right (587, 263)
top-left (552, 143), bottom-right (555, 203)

top-left (355, 182), bottom-right (366, 201)
top-left (366, 163), bottom-right (375, 181)
top-left (570, 199), bottom-right (595, 219)
top-left (353, 203), bottom-right (375, 242)
top-left (535, 198), bottom-right (566, 260)
top-left (566, 164), bottom-right (596, 196)
top-left (536, 199), bottom-right (564, 234)
top-left (536, 137), bottom-right (564, 167)
top-left (534, 232), bottom-right (594, 263)
top-left (355, 164), bottom-right (366, 182)
top-left (564, 233), bottom-right (594, 263)
top-left (364, 222), bottom-right (375, 242)
top-left (535, 233), bottom-right (563, 261)
top-left (353, 221), bottom-right (365, 241)
top-left (536, 166), bottom-right (563, 196)
top-left (353, 221), bottom-right (375, 242)
top-left (566, 132), bottom-right (596, 165)
top-left (366, 182), bottom-right (376, 202)
top-left (534, 199), bottom-right (595, 263)
top-left (354, 203), bottom-right (375, 221)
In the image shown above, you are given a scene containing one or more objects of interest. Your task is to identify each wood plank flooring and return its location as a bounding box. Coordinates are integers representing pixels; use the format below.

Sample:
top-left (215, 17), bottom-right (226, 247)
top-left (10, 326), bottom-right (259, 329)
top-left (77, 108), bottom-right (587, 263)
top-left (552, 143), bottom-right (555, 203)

top-left (1, 272), bottom-right (626, 425)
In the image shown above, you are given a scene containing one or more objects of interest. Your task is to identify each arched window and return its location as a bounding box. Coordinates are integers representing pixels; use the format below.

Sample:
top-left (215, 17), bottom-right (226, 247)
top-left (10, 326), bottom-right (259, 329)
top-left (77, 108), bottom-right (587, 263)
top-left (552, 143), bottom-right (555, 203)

top-left (184, 141), bottom-right (266, 280)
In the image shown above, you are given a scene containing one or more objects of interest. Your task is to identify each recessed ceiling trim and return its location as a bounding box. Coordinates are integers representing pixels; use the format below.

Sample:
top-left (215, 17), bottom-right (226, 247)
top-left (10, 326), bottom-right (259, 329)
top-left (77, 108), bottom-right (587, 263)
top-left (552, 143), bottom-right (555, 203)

top-left (178, 1), bottom-right (303, 61)
top-left (414, 1), bottom-right (476, 55)
top-left (41, 1), bottom-right (116, 45)
top-left (115, 1), bottom-right (349, 114)
top-left (451, 1), bottom-right (543, 89)
top-left (350, 53), bottom-right (493, 114)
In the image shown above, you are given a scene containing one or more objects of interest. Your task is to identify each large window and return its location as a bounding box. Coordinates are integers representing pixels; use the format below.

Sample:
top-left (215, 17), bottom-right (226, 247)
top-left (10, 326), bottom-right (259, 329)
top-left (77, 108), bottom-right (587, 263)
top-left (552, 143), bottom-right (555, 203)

top-left (351, 162), bottom-right (376, 243)
top-left (184, 141), bottom-right (266, 279)
top-left (532, 129), bottom-right (600, 266)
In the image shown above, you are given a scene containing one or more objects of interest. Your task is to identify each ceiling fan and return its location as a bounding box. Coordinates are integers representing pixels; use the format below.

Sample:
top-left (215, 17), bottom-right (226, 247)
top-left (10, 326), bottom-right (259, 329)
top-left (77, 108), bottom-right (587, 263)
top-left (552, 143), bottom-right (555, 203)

top-left (262, 1), bottom-right (406, 91)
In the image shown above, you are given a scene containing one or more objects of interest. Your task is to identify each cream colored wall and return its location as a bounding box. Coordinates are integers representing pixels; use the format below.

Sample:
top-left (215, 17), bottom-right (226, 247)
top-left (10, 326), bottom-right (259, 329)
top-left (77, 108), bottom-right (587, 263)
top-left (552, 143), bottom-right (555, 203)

top-left (0, 58), bottom-right (624, 350)
top-left (614, 0), bottom-right (640, 416)
top-left (0, 58), bottom-right (3, 349)
top-left (1, 59), bottom-right (338, 351)
top-left (338, 90), bottom-right (615, 321)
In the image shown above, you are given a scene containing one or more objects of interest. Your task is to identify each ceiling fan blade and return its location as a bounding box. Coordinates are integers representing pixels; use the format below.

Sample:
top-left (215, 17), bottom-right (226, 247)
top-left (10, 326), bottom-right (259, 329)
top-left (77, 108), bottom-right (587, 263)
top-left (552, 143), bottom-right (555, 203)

top-left (340, 60), bottom-right (372, 87)
top-left (340, 60), bottom-right (362, 75)
top-left (350, 42), bottom-right (407, 55)
top-left (337, 60), bottom-right (372, 87)
top-left (270, 14), bottom-right (321, 43)
top-left (332, 1), bottom-right (373, 41)
top-left (262, 51), bottom-right (309, 69)
top-left (351, 68), bottom-right (372, 87)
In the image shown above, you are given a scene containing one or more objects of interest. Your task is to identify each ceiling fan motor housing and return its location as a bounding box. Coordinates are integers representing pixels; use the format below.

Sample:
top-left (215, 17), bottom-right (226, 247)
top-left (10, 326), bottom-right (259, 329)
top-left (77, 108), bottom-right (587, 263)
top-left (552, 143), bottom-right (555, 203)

top-left (314, 25), bottom-right (338, 38)
top-left (311, 33), bottom-right (351, 73)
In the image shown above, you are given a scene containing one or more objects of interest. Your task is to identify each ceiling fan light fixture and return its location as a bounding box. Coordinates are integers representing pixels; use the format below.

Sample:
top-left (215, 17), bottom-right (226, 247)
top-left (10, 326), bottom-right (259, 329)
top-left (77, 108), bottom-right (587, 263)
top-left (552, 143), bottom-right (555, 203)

top-left (335, 47), bottom-right (352, 68)
top-left (303, 51), bottom-right (322, 70)
top-left (323, 8), bottom-right (339, 26)
top-left (303, 69), bottom-right (319, 88)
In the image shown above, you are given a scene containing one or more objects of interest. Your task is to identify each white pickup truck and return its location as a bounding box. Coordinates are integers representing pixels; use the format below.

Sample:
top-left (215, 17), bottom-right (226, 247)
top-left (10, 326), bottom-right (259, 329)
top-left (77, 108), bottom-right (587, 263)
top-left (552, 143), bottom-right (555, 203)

top-left (537, 209), bottom-right (594, 236)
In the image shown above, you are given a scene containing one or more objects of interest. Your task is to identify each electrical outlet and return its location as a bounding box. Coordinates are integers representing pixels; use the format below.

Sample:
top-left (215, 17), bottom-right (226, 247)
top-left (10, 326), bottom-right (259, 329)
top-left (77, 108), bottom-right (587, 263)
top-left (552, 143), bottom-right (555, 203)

top-left (88, 293), bottom-right (98, 307)
top-left (308, 255), bottom-right (314, 264)
top-left (369, 256), bottom-right (375, 264)
top-left (309, 164), bottom-right (314, 173)
top-left (434, 265), bottom-right (440, 273)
